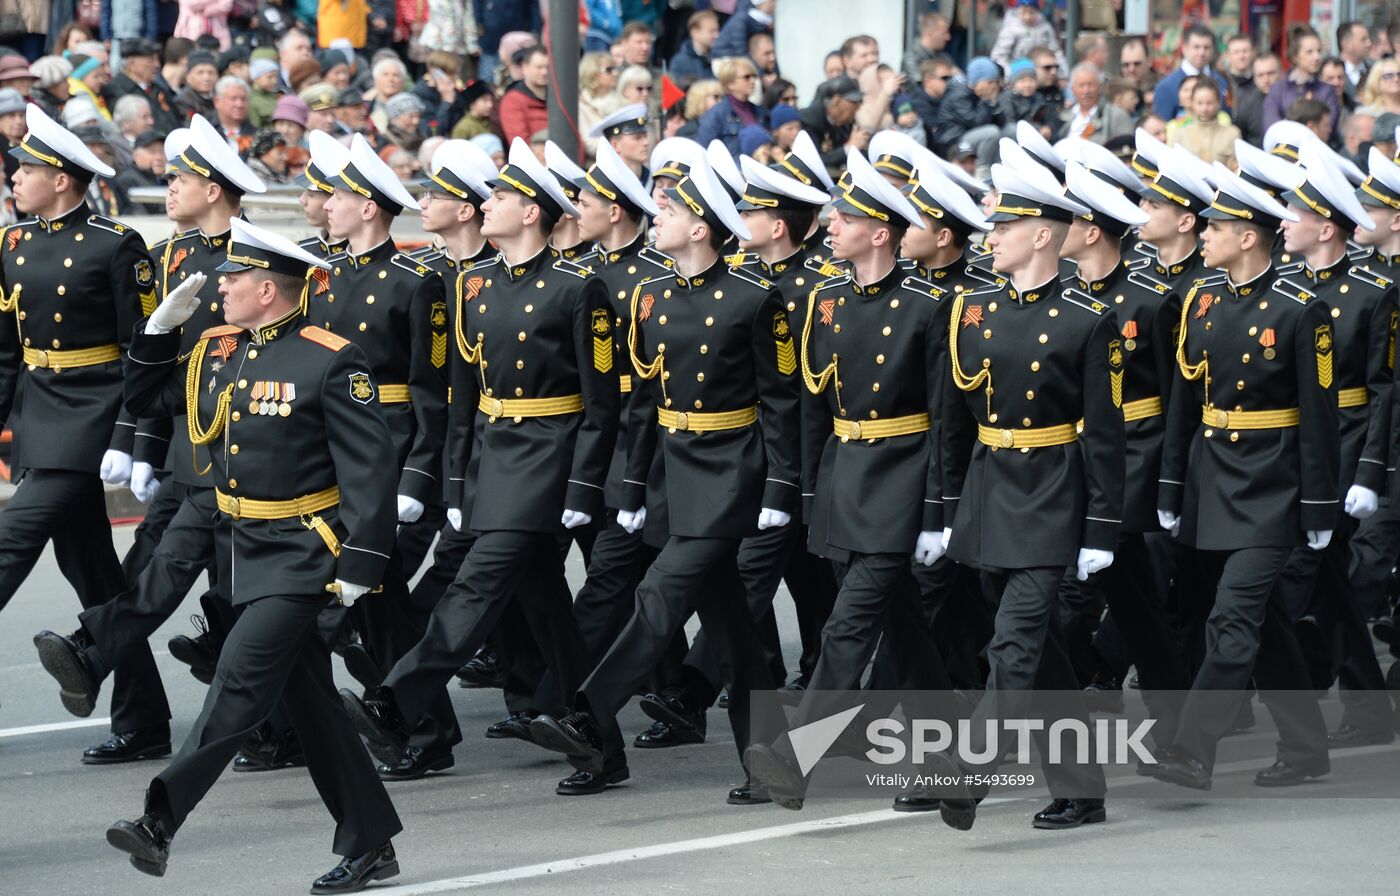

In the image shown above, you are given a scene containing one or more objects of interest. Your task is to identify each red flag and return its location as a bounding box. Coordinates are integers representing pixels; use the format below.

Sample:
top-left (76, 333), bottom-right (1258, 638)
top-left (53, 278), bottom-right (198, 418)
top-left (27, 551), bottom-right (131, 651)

top-left (661, 75), bottom-right (685, 111)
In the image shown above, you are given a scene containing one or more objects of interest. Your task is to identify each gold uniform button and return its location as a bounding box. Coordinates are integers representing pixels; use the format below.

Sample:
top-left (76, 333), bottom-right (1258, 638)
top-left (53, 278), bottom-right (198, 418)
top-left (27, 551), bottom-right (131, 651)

top-left (57, 286), bottom-right (65, 295)
top-left (1114, 295), bottom-right (1124, 304)
top-left (787, 301), bottom-right (796, 311)
top-left (833, 324), bottom-right (841, 333)
top-left (795, 277), bottom-right (805, 286)
top-left (525, 304), bottom-right (534, 313)
top-left (699, 344), bottom-right (708, 354)
top-left (366, 296), bottom-right (375, 304)
top-left (238, 379), bottom-right (248, 388)
top-left (989, 413), bottom-right (999, 422)
top-left (627, 265), bottom-right (637, 274)
top-left (209, 302), bottom-right (218, 311)
top-left (1026, 390), bottom-right (1035, 400)
top-left (1030, 361), bottom-right (1040, 372)
top-left (515, 387), bottom-right (524, 396)
top-left (15, 256), bottom-right (22, 264)
top-left (663, 289), bottom-right (672, 298)
top-left (983, 328), bottom-right (992, 339)
top-left (882, 326), bottom-right (891, 336)
top-left (890, 299), bottom-right (899, 309)
top-left (63, 258), bottom-right (71, 267)
top-left (1237, 380), bottom-right (1245, 390)
top-left (1331, 307), bottom-right (1341, 318)
top-left (517, 331), bottom-right (527, 341)
top-left (1048, 308), bottom-right (1059, 317)
top-left (876, 353), bottom-right (885, 364)
top-left (705, 316), bottom-right (714, 326)
top-left (1038, 334), bottom-right (1048, 343)
top-left (536, 280), bottom-right (546, 289)
top-left (617, 290), bottom-right (626, 299)
top-left (658, 315), bottom-right (668, 325)
top-left (248, 349), bottom-right (258, 359)
top-left (1023, 417), bottom-right (1032, 427)
top-left (379, 271), bottom-right (387, 279)
top-left (714, 290), bottom-right (723, 300)
top-left (358, 322), bottom-right (367, 332)
top-left (51, 339), bottom-right (59, 348)
top-left (334, 267), bottom-right (342, 275)
top-left (694, 399), bottom-right (703, 409)
top-left (1204, 429), bottom-right (1214, 438)
top-left (516, 360), bottom-right (524, 369)
top-left (838, 297), bottom-right (846, 306)
top-left (1230, 432), bottom-right (1240, 442)
top-left (53, 312), bottom-right (61, 322)
top-left (478, 304), bottom-right (486, 313)
top-left (696, 372), bottom-right (705, 381)
top-left (232, 411), bottom-right (241, 421)
top-left (1248, 326), bottom-right (1258, 336)
top-left (1242, 353), bottom-right (1251, 363)
top-left (988, 302), bottom-right (998, 313)
top-left (1258, 301), bottom-right (1268, 309)
top-left (872, 382), bottom-right (880, 392)
top-left (228, 479), bottom-right (237, 488)
top-left (74, 234), bottom-right (82, 242)
top-left (229, 444), bottom-right (239, 454)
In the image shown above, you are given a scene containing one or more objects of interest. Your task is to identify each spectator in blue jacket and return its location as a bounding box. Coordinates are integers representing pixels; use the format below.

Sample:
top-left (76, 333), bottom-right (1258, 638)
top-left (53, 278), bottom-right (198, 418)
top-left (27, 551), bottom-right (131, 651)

top-left (583, 0), bottom-right (623, 53)
top-left (711, 0), bottom-right (775, 61)
top-left (1152, 24), bottom-right (1231, 119)
top-left (472, 0), bottom-right (542, 84)
top-left (669, 9), bottom-right (719, 87)
top-left (696, 56), bottom-right (768, 158)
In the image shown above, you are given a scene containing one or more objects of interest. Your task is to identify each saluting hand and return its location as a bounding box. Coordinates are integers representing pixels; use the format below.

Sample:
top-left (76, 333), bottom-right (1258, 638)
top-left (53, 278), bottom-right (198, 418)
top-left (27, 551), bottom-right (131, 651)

top-left (145, 271), bottom-right (208, 335)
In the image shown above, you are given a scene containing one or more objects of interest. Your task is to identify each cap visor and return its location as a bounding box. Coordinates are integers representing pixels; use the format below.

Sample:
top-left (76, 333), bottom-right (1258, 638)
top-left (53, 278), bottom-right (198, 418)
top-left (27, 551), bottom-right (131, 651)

top-left (9, 144), bottom-right (51, 167)
top-left (215, 259), bottom-right (255, 273)
top-left (1357, 189), bottom-right (1393, 209)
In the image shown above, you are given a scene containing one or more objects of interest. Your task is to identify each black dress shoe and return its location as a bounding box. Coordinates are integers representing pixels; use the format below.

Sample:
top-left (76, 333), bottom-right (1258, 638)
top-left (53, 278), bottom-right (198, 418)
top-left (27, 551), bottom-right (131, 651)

top-left (529, 712), bottom-right (606, 774)
top-left (339, 688), bottom-right (408, 767)
top-left (892, 785), bottom-right (939, 812)
top-left (167, 615), bottom-right (216, 685)
top-left (1373, 614), bottom-right (1397, 648)
top-left (716, 689), bottom-right (730, 709)
top-left (485, 711), bottom-right (536, 741)
top-left (455, 647), bottom-right (505, 689)
top-left (638, 693), bottom-right (705, 742)
top-left (232, 731), bottom-right (306, 773)
top-left (1328, 724), bottom-right (1395, 748)
top-left (633, 719), bottom-right (704, 748)
top-left (378, 746), bottom-right (454, 781)
top-left (1136, 746), bottom-right (1171, 776)
top-left (923, 752), bottom-right (981, 831)
top-left (107, 815), bottom-right (170, 877)
top-left (727, 781), bottom-right (772, 805)
top-left (1082, 677), bottom-right (1124, 714)
top-left (1254, 758), bottom-right (1329, 787)
top-left (556, 759), bottom-right (630, 795)
top-left (741, 744), bottom-right (804, 810)
top-left (34, 629), bottom-right (101, 718)
top-left (341, 643), bottom-right (383, 692)
top-left (1032, 798), bottom-right (1106, 830)
top-left (1127, 672), bottom-right (1140, 690)
top-left (83, 730), bottom-right (172, 765)
top-left (310, 843), bottom-right (399, 894)
top-left (1150, 752), bottom-right (1212, 790)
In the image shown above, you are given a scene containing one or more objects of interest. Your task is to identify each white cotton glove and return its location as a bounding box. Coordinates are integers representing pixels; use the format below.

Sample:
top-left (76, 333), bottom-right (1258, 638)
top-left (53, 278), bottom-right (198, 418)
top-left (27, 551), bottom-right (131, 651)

top-left (99, 449), bottom-right (133, 485)
top-left (396, 494), bottom-right (424, 523)
top-left (757, 508), bottom-right (792, 530)
top-left (144, 271), bottom-right (207, 334)
top-left (561, 509), bottom-right (593, 529)
top-left (617, 506), bottom-right (647, 533)
top-left (941, 527), bottom-right (952, 549)
top-left (1306, 530), bottom-right (1333, 551)
top-left (1157, 509), bottom-right (1180, 537)
top-left (1344, 485), bottom-right (1379, 521)
top-left (335, 580), bottom-right (371, 607)
top-left (130, 462), bottom-right (160, 502)
top-left (1076, 548), bottom-right (1114, 581)
top-left (447, 507), bottom-right (462, 532)
top-left (913, 530), bottom-right (946, 566)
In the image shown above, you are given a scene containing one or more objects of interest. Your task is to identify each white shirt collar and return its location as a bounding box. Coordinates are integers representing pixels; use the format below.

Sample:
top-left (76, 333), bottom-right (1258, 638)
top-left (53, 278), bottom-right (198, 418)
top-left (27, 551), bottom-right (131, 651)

top-left (1181, 60), bottom-right (1205, 77)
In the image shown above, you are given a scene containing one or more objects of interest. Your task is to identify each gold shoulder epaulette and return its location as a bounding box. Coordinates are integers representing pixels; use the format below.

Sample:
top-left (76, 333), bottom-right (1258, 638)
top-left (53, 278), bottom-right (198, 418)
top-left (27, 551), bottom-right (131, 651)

top-left (1058, 286), bottom-right (1108, 315)
top-left (1127, 269), bottom-right (1171, 295)
top-left (724, 250), bottom-right (748, 267)
top-left (86, 215), bottom-right (130, 235)
top-left (727, 264), bottom-right (772, 289)
top-left (1272, 276), bottom-right (1315, 304)
top-left (639, 245), bottom-right (677, 270)
top-left (201, 324), bottom-right (243, 339)
top-left (900, 274), bottom-right (945, 300)
top-left (390, 253), bottom-right (431, 277)
top-left (300, 326), bottom-right (350, 351)
top-left (552, 257), bottom-right (592, 278)
top-left (1349, 265), bottom-right (1392, 288)
top-left (803, 255), bottom-right (847, 279)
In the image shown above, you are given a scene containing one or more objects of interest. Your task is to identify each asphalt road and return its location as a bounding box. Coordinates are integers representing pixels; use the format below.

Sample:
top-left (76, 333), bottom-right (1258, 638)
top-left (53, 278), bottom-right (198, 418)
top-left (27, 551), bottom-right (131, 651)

top-left (2, 525), bottom-right (1398, 896)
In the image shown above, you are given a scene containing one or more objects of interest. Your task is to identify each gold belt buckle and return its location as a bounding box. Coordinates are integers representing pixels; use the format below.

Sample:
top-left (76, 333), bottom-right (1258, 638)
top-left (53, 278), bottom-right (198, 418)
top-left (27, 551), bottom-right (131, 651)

top-left (486, 397), bottom-right (504, 417)
top-left (847, 421), bottom-right (863, 440)
top-left (674, 412), bottom-right (690, 431)
top-left (228, 496), bottom-right (242, 520)
top-left (998, 429), bottom-right (1015, 449)
top-left (32, 349), bottom-right (48, 368)
top-left (1204, 407), bottom-right (1227, 427)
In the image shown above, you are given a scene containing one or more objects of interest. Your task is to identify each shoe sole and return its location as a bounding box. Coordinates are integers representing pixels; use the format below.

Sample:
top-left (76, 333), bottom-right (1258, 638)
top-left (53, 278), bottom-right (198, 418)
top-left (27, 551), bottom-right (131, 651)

top-left (727, 791), bottom-right (773, 806)
top-left (1032, 808), bottom-right (1107, 830)
top-left (339, 691), bottom-right (406, 768)
top-left (1150, 767), bottom-right (1212, 791)
top-left (528, 718), bottom-right (605, 775)
top-left (556, 766), bottom-right (630, 796)
top-left (923, 753), bottom-right (976, 831)
top-left (892, 799), bottom-right (940, 813)
top-left (1328, 733), bottom-right (1395, 748)
top-left (106, 827), bottom-right (167, 876)
top-left (741, 746), bottom-right (804, 810)
top-left (167, 639), bottom-right (215, 686)
top-left (34, 634), bottom-right (98, 718)
top-left (638, 697), bottom-right (705, 742)
top-left (379, 756), bottom-right (455, 781)
top-left (633, 731), bottom-right (704, 749)
top-left (1254, 770), bottom-right (1328, 787)
top-left (233, 754), bottom-right (308, 773)
top-left (82, 745), bottom-right (172, 765)
top-left (310, 860), bottom-right (400, 894)
top-left (454, 667), bottom-right (504, 689)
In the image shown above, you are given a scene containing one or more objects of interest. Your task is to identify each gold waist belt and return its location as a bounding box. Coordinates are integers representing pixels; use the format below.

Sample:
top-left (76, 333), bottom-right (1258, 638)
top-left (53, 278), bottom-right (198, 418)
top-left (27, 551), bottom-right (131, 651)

top-left (620, 374), bottom-right (632, 394)
top-left (215, 485), bottom-right (340, 520)
top-left (478, 392), bottom-right (584, 420)
top-left (1337, 387), bottom-right (1368, 409)
top-left (23, 343), bottom-right (120, 369)
top-left (1200, 406), bottom-right (1300, 430)
top-left (657, 405), bottom-right (757, 433)
top-left (1122, 396), bottom-right (1163, 422)
top-left (977, 423), bottom-right (1079, 449)
top-left (833, 413), bottom-right (931, 441)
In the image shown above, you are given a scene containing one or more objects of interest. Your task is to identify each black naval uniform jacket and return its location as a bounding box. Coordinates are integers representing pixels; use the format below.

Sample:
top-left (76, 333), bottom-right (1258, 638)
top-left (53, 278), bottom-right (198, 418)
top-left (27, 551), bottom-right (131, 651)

top-left (1064, 258), bottom-right (1183, 533)
top-left (446, 248), bottom-right (620, 532)
top-left (1159, 268), bottom-right (1341, 550)
top-left (622, 256), bottom-right (802, 539)
top-left (132, 227), bottom-right (243, 485)
top-left (310, 238), bottom-right (448, 506)
top-left (1299, 256), bottom-right (1394, 495)
top-left (0, 205), bottom-right (156, 474)
top-left (124, 308), bottom-right (397, 600)
top-left (298, 234), bottom-right (348, 260)
top-left (942, 276), bottom-right (1127, 569)
top-left (800, 262), bottom-right (948, 556)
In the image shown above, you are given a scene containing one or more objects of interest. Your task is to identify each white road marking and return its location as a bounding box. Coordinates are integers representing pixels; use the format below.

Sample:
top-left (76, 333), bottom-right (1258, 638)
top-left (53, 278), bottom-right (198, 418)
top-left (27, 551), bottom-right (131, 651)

top-left (0, 718), bottom-right (111, 739)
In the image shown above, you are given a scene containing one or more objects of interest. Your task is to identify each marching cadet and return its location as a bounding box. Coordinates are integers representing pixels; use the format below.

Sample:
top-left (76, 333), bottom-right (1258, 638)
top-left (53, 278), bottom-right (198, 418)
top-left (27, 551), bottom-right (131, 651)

top-left (933, 158), bottom-right (1121, 831)
top-left (1130, 126), bottom-right (1168, 187)
top-left (647, 136), bottom-right (703, 212)
top-left (33, 114), bottom-right (272, 766)
top-left (776, 131), bottom-right (838, 247)
top-left (106, 218), bottom-right (403, 892)
top-left (1016, 120), bottom-right (1067, 184)
top-left (869, 129), bottom-right (919, 188)
top-left (1274, 144), bottom-right (1397, 750)
top-left (316, 133), bottom-right (459, 780)
top-left (1153, 164), bottom-right (1337, 791)
top-left (743, 148), bottom-right (965, 810)
top-left (524, 160), bottom-right (801, 799)
top-left (0, 106), bottom-right (166, 753)
top-left (640, 154), bottom-right (840, 770)
top-left (589, 103), bottom-right (652, 181)
top-left (1138, 148), bottom-right (1218, 299)
top-left (1057, 159), bottom-right (1190, 749)
top-left (294, 131), bottom-right (351, 259)
top-left (341, 138), bottom-right (617, 791)
top-left (545, 141), bottom-right (592, 261)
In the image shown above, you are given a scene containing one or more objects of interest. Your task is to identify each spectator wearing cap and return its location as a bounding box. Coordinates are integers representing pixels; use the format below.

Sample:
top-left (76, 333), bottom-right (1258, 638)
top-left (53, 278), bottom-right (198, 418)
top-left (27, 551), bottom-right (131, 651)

top-left (908, 56), bottom-right (954, 146)
top-left (112, 94), bottom-right (155, 148)
top-left (991, 0), bottom-right (1066, 73)
top-left (1262, 24), bottom-right (1341, 135)
top-left (889, 93), bottom-right (928, 148)
top-left (318, 49), bottom-right (353, 90)
top-left (248, 58), bottom-right (281, 128)
top-left (449, 80), bottom-right (498, 142)
top-left (174, 0), bottom-right (233, 50)
top-left (1064, 62), bottom-right (1134, 146)
top-left (300, 83), bottom-right (339, 134)
top-left (477, 1), bottom-right (542, 84)
top-left (176, 50), bottom-right (219, 121)
top-left (0, 54), bottom-right (35, 99)
top-left (246, 128), bottom-right (291, 184)
top-left (999, 58), bottom-right (1054, 142)
top-left (1372, 112), bottom-right (1400, 157)
top-left (499, 45), bottom-right (550, 146)
top-left (219, 46), bottom-right (251, 82)
top-left (334, 87), bottom-right (371, 137)
top-left (0, 88), bottom-right (24, 190)
top-left (931, 57), bottom-right (1008, 171)
top-left (70, 123), bottom-right (127, 215)
top-left (769, 102), bottom-right (802, 153)
top-left (798, 74), bottom-right (863, 174)
top-left (212, 75), bottom-right (254, 152)
top-left (104, 39), bottom-right (181, 133)
top-left (712, 0), bottom-right (775, 60)
top-left (272, 94), bottom-right (309, 147)
top-left (577, 52), bottom-right (618, 154)
top-left (365, 57), bottom-right (408, 133)
top-left (697, 57), bottom-right (767, 158)
top-left (28, 56), bottom-right (72, 122)
top-left (67, 49), bottom-right (113, 120)
top-left (670, 9), bottom-right (720, 88)
top-left (471, 132), bottom-right (505, 168)
top-left (739, 124), bottom-right (775, 162)
top-left (115, 129), bottom-right (170, 212)
top-left (383, 93), bottom-right (426, 153)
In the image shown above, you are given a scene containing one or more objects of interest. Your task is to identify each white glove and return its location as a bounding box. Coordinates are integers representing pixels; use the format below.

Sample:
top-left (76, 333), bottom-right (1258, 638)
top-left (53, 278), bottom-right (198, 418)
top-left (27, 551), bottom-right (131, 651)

top-left (335, 580), bottom-right (371, 607)
top-left (941, 527), bottom-right (952, 549)
top-left (1306, 529), bottom-right (1333, 551)
top-left (396, 494), bottom-right (424, 523)
top-left (1157, 509), bottom-right (1180, 536)
top-left (130, 462), bottom-right (160, 502)
top-left (561, 509), bottom-right (593, 529)
top-left (144, 271), bottom-right (208, 334)
top-left (913, 530), bottom-right (945, 566)
top-left (1076, 548), bottom-right (1114, 581)
top-left (447, 507), bottom-right (462, 532)
top-left (757, 507), bottom-right (792, 530)
top-left (99, 449), bottom-right (133, 485)
top-left (617, 506), bottom-right (647, 533)
top-left (1344, 485), bottom-right (1379, 521)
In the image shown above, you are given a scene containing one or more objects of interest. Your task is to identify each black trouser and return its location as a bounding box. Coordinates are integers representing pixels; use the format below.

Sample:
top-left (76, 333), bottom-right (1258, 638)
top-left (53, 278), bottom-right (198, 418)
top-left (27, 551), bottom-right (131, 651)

top-left (145, 593), bottom-right (401, 856)
top-left (1173, 546), bottom-right (1328, 772)
top-left (961, 567), bottom-right (1107, 799)
top-left (0, 469), bottom-right (167, 733)
top-left (781, 526), bottom-right (839, 683)
top-left (120, 478), bottom-right (183, 583)
top-left (1347, 496), bottom-right (1400, 621)
top-left (577, 535), bottom-right (776, 765)
top-left (897, 555), bottom-right (993, 690)
top-left (385, 530), bottom-right (589, 730)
